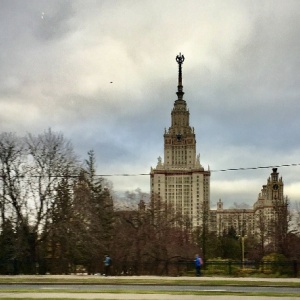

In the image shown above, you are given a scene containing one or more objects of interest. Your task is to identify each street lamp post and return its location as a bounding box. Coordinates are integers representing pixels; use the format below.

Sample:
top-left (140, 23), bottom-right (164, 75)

top-left (241, 236), bottom-right (245, 267)
top-left (240, 235), bottom-right (247, 268)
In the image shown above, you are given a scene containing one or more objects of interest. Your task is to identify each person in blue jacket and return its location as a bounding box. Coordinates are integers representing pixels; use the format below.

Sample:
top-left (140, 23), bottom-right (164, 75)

top-left (194, 254), bottom-right (203, 276)
top-left (103, 255), bottom-right (112, 276)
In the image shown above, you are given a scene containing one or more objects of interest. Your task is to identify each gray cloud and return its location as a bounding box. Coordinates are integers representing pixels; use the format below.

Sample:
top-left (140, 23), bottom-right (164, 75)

top-left (0, 0), bottom-right (299, 207)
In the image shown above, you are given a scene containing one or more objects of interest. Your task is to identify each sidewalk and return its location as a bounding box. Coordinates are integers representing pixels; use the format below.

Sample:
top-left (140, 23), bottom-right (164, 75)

top-left (0, 275), bottom-right (298, 300)
top-left (0, 293), bottom-right (297, 300)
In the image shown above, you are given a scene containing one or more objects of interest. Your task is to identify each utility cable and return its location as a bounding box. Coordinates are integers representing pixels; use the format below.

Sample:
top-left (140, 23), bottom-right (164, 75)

top-left (0, 163), bottom-right (299, 178)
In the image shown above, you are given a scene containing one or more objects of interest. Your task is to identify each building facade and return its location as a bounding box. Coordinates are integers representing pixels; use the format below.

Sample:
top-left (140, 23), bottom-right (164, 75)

top-left (150, 54), bottom-right (210, 227)
top-left (209, 168), bottom-right (288, 239)
top-left (150, 55), bottom-right (288, 239)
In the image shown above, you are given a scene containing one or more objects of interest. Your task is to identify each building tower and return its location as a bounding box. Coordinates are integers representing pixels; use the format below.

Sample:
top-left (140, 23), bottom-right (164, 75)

top-left (150, 54), bottom-right (210, 227)
top-left (253, 168), bottom-right (288, 250)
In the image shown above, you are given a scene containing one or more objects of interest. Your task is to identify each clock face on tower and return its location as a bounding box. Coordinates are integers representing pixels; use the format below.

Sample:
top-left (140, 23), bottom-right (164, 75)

top-left (273, 184), bottom-right (279, 190)
top-left (176, 134), bottom-right (182, 141)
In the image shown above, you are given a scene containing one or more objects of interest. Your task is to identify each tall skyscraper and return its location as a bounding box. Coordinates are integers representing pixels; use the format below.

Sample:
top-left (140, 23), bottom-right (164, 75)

top-left (150, 54), bottom-right (210, 227)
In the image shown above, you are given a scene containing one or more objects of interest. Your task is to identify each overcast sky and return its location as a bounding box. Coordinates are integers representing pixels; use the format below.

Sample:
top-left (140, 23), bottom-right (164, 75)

top-left (1, 0), bottom-right (299, 208)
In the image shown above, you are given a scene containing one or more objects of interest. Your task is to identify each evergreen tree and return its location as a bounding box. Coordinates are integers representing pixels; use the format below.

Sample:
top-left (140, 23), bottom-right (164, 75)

top-left (71, 150), bottom-right (114, 274)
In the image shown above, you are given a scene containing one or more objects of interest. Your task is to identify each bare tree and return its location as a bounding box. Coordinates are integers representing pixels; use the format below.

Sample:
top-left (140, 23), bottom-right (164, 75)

top-left (255, 209), bottom-right (268, 257)
top-left (111, 192), bottom-right (198, 275)
top-left (0, 130), bottom-right (79, 273)
top-left (0, 132), bottom-right (27, 227)
top-left (0, 132), bottom-right (31, 272)
top-left (25, 129), bottom-right (78, 235)
top-left (271, 196), bottom-right (290, 255)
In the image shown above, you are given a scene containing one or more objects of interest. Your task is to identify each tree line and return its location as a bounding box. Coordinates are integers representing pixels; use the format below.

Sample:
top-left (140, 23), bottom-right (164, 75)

top-left (0, 129), bottom-right (299, 275)
top-left (0, 129), bottom-right (113, 274)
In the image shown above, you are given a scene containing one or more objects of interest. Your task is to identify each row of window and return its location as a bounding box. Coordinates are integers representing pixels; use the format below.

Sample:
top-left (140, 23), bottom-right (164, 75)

top-left (158, 175), bottom-right (204, 183)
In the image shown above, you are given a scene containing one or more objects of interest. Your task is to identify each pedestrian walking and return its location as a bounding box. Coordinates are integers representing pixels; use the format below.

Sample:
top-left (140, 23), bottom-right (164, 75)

top-left (103, 254), bottom-right (112, 276)
top-left (194, 254), bottom-right (203, 276)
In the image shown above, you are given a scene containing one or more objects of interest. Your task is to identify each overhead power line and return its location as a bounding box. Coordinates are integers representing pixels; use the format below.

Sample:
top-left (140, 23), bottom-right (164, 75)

top-left (0, 163), bottom-right (299, 178)
top-left (211, 163), bottom-right (300, 173)
top-left (99, 163), bottom-right (300, 176)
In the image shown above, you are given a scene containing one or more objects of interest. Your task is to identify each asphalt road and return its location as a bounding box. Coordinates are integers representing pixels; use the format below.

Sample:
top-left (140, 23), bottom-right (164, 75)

top-left (0, 283), bottom-right (299, 295)
top-left (0, 276), bottom-right (299, 299)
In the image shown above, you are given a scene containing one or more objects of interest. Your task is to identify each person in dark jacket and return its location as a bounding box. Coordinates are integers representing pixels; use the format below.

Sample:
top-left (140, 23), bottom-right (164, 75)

top-left (103, 255), bottom-right (112, 276)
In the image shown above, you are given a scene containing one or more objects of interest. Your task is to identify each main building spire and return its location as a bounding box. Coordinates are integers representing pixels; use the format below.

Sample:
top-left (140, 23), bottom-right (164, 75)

top-left (151, 54), bottom-right (210, 229)
top-left (176, 53), bottom-right (185, 100)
